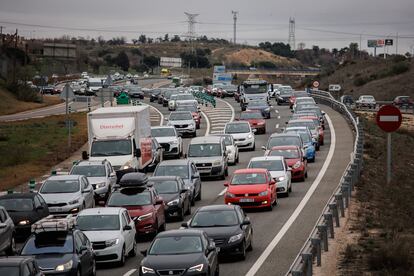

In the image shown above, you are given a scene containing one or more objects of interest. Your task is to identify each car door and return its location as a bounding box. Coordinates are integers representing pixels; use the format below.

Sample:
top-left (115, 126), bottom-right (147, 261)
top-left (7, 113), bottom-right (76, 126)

top-left (152, 190), bottom-right (165, 226)
top-left (81, 177), bottom-right (94, 208)
top-left (237, 207), bottom-right (252, 244)
top-left (36, 194), bottom-right (50, 217)
top-left (190, 163), bottom-right (201, 196)
top-left (77, 232), bottom-right (94, 276)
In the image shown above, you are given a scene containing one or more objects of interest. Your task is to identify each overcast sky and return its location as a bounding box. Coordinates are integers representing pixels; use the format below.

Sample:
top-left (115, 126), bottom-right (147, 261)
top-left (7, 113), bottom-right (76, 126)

top-left (1, 0), bottom-right (414, 54)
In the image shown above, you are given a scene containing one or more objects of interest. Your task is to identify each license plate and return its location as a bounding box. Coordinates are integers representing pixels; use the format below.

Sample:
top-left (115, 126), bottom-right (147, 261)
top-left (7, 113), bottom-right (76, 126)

top-left (239, 198), bottom-right (254, 203)
top-left (51, 207), bottom-right (63, 212)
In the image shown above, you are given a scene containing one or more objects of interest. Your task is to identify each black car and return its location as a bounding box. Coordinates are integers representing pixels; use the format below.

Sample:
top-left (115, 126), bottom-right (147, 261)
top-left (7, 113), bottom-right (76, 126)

top-left (41, 86), bottom-right (56, 95)
top-left (20, 224), bottom-right (95, 276)
top-left (0, 256), bottom-right (43, 276)
top-left (340, 95), bottom-right (354, 106)
top-left (0, 193), bottom-right (49, 241)
top-left (246, 100), bottom-right (271, 119)
top-left (276, 90), bottom-right (293, 105)
top-left (150, 90), bottom-right (161, 102)
top-left (148, 176), bottom-right (191, 221)
top-left (127, 87), bottom-right (144, 99)
top-left (140, 230), bottom-right (219, 276)
top-left (182, 204), bottom-right (253, 260)
top-left (393, 96), bottom-right (413, 108)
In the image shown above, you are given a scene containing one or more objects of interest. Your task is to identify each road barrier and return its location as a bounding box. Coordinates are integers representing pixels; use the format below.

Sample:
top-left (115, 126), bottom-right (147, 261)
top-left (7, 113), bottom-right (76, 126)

top-left (193, 91), bottom-right (216, 108)
top-left (286, 90), bottom-right (364, 276)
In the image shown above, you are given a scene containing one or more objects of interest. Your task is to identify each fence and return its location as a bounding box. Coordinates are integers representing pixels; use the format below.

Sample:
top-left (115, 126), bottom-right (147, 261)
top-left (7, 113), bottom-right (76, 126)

top-left (286, 90), bottom-right (364, 276)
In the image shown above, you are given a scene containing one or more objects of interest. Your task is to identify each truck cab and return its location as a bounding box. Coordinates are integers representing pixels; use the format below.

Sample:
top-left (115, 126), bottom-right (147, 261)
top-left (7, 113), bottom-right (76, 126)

top-left (240, 79), bottom-right (269, 111)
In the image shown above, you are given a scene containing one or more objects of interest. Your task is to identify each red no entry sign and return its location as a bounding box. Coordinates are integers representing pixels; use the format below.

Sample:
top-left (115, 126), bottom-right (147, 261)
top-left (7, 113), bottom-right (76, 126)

top-left (376, 105), bottom-right (402, 132)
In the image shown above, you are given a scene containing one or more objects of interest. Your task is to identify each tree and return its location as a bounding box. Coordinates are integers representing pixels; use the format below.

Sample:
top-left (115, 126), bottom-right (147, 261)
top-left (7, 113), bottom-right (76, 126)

top-left (171, 35), bottom-right (181, 42)
top-left (312, 45), bottom-right (320, 57)
top-left (113, 51), bottom-right (129, 71)
top-left (143, 55), bottom-right (160, 73)
top-left (97, 36), bottom-right (105, 46)
top-left (349, 43), bottom-right (359, 59)
top-left (258, 42), bottom-right (293, 58)
top-left (138, 35), bottom-right (147, 44)
top-left (163, 34), bottom-right (169, 42)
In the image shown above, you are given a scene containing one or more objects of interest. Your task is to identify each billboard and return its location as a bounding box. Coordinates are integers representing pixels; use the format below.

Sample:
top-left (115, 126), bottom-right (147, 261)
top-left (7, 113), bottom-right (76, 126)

top-left (213, 65), bottom-right (226, 73)
top-left (213, 73), bottom-right (232, 84)
top-left (367, 39), bottom-right (384, 48)
top-left (160, 57), bottom-right (182, 68)
top-left (43, 43), bottom-right (77, 58)
top-left (385, 39), bottom-right (393, 46)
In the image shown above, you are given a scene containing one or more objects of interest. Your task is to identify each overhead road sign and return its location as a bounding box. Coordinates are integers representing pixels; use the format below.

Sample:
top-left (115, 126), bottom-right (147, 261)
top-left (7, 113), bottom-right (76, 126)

top-left (213, 66), bottom-right (226, 73)
top-left (160, 57), bottom-right (182, 68)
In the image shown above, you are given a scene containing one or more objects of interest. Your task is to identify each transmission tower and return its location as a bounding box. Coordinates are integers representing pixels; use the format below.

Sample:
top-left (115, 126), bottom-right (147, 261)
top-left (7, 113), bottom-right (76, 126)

top-left (232, 11), bottom-right (238, 44)
top-left (184, 12), bottom-right (199, 41)
top-left (288, 17), bottom-right (296, 50)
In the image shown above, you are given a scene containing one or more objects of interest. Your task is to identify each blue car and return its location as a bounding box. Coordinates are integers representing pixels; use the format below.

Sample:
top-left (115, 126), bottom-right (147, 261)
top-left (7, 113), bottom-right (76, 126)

top-left (284, 127), bottom-right (316, 162)
top-left (246, 100), bottom-right (271, 119)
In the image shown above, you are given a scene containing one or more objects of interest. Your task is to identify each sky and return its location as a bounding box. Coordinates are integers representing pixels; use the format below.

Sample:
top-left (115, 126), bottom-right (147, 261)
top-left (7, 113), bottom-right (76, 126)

top-left (1, 0), bottom-right (414, 54)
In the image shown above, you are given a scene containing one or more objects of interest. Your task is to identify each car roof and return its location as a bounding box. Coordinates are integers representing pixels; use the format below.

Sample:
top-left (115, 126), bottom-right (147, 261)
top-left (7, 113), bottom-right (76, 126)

top-left (249, 156), bottom-right (284, 161)
top-left (0, 192), bottom-right (37, 200)
top-left (288, 119), bottom-right (314, 123)
top-left (45, 175), bottom-right (82, 181)
top-left (151, 126), bottom-right (175, 129)
top-left (270, 133), bottom-right (301, 138)
top-left (157, 159), bottom-right (191, 166)
top-left (234, 168), bottom-right (268, 174)
top-left (190, 136), bottom-right (222, 144)
top-left (0, 256), bottom-right (33, 265)
top-left (74, 160), bottom-right (107, 166)
top-left (156, 229), bottom-right (205, 238)
top-left (270, 145), bottom-right (300, 151)
top-left (148, 176), bottom-right (180, 181)
top-left (78, 207), bottom-right (123, 216)
top-left (226, 121), bottom-right (249, 125)
top-left (197, 204), bottom-right (237, 212)
top-left (286, 126), bottom-right (309, 131)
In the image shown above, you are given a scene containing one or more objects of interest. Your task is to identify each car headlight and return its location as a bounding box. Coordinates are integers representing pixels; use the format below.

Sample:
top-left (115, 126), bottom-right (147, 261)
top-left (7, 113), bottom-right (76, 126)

top-left (258, 190), bottom-right (268, 196)
top-left (56, 260), bottom-right (73, 271)
top-left (247, 134), bottom-right (253, 139)
top-left (137, 212), bottom-right (153, 221)
top-left (225, 192), bottom-right (235, 198)
top-left (276, 176), bottom-right (286, 182)
top-left (95, 182), bottom-right (106, 189)
top-left (293, 161), bottom-right (301, 169)
top-left (228, 233), bottom-right (243, 243)
top-left (18, 220), bottom-right (30, 225)
top-left (68, 199), bottom-right (79, 205)
top-left (141, 266), bottom-right (155, 274)
top-left (212, 160), bottom-right (222, 166)
top-left (257, 121), bottom-right (265, 125)
top-left (171, 140), bottom-right (178, 145)
top-left (105, 238), bottom-right (119, 247)
top-left (264, 107), bottom-right (270, 112)
top-left (188, 264), bottom-right (204, 272)
top-left (122, 161), bottom-right (132, 170)
top-left (167, 199), bottom-right (179, 206)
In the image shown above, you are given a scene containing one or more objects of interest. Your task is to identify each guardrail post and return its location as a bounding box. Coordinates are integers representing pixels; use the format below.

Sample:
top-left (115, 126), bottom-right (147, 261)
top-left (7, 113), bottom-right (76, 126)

top-left (329, 203), bottom-right (340, 227)
top-left (324, 213), bottom-right (335, 238)
top-left (311, 238), bottom-right (322, 266)
top-left (317, 225), bottom-right (329, 251)
top-left (292, 271), bottom-right (304, 276)
top-left (335, 193), bottom-right (345, 218)
top-left (344, 174), bottom-right (353, 193)
top-left (302, 252), bottom-right (313, 276)
top-left (341, 183), bottom-right (350, 208)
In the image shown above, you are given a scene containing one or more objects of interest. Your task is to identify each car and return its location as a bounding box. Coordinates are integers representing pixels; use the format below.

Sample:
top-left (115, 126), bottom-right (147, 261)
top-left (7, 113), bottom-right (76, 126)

top-left (76, 207), bottom-right (137, 266)
top-left (224, 168), bottom-right (277, 210)
top-left (393, 96), bottom-right (413, 109)
top-left (247, 156), bottom-right (292, 196)
top-left (239, 111), bottom-right (266, 134)
top-left (148, 176), bottom-right (191, 221)
top-left (276, 88), bottom-right (293, 105)
top-left (162, 90), bottom-right (176, 107)
top-left (139, 229), bottom-right (219, 276)
top-left (151, 126), bottom-right (183, 159)
top-left (38, 175), bottom-right (95, 214)
top-left (234, 89), bottom-right (241, 102)
top-left (245, 100), bottom-right (271, 119)
top-left (266, 146), bottom-right (307, 181)
top-left (224, 121), bottom-right (256, 151)
top-left (355, 95), bottom-right (376, 109)
top-left (176, 105), bottom-right (201, 129)
top-left (263, 133), bottom-right (304, 155)
top-left (220, 84), bottom-right (238, 97)
top-left (287, 119), bottom-right (320, 150)
top-left (169, 94), bottom-right (195, 111)
top-left (292, 115), bottom-right (324, 146)
top-left (70, 160), bottom-right (116, 204)
top-left (106, 173), bottom-right (166, 237)
top-left (0, 206), bottom-right (15, 255)
top-left (148, 138), bottom-right (163, 171)
top-left (289, 91), bottom-right (309, 109)
top-left (153, 160), bottom-right (202, 206)
top-left (150, 90), bottom-right (161, 102)
top-left (20, 215), bottom-right (96, 276)
top-left (284, 126), bottom-right (316, 162)
top-left (295, 106), bottom-right (326, 129)
top-left (186, 136), bottom-right (229, 180)
top-left (126, 86), bottom-right (144, 99)
top-left (182, 204), bottom-right (253, 260)
top-left (167, 111), bottom-right (197, 137)
top-left (211, 134), bottom-right (239, 165)
top-left (340, 95), bottom-right (354, 106)
top-left (0, 256), bottom-right (43, 276)
top-left (41, 85), bottom-right (57, 95)
top-left (0, 193), bottom-right (49, 241)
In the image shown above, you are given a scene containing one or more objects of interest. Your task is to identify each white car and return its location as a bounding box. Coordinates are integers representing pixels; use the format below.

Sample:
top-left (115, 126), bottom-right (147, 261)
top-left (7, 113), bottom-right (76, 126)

top-left (151, 126), bottom-right (183, 158)
top-left (212, 134), bottom-right (239, 165)
top-left (247, 156), bottom-right (292, 196)
top-left (356, 95), bottom-right (376, 109)
top-left (39, 175), bottom-right (95, 214)
top-left (224, 121), bottom-right (256, 151)
top-left (76, 207), bottom-right (137, 265)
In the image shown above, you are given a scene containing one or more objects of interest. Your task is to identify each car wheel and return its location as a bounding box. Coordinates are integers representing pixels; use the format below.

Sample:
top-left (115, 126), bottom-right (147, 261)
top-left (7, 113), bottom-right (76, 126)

top-left (196, 124), bottom-right (200, 129)
top-left (267, 202), bottom-right (273, 211)
top-left (239, 241), bottom-right (247, 260)
top-left (191, 195), bottom-right (195, 206)
top-left (310, 156), bottom-right (315, 163)
top-left (77, 269), bottom-right (82, 276)
top-left (119, 246), bottom-right (126, 266)
top-left (6, 235), bottom-right (15, 255)
top-left (321, 140), bottom-right (324, 146)
top-left (215, 263), bottom-right (220, 276)
top-left (288, 184), bottom-right (292, 193)
top-left (224, 167), bottom-right (229, 177)
top-left (186, 202), bottom-right (192, 215)
top-left (247, 236), bottom-right (253, 251)
top-left (305, 171), bottom-right (308, 178)
top-left (129, 239), bottom-right (137, 257)
top-left (236, 154), bottom-right (239, 163)
top-left (159, 221), bottom-right (166, 232)
top-left (178, 207), bottom-right (185, 221)
top-left (89, 259), bottom-right (96, 276)
top-left (195, 188), bottom-right (202, 201)
top-left (251, 143), bottom-right (256, 151)
top-left (193, 132), bottom-right (197, 137)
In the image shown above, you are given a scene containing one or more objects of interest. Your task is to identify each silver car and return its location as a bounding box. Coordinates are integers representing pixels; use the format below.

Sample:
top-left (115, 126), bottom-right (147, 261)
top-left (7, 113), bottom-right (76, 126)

top-left (151, 126), bottom-right (183, 158)
top-left (0, 206), bottom-right (15, 255)
top-left (167, 111), bottom-right (197, 137)
top-left (39, 175), bottom-right (95, 214)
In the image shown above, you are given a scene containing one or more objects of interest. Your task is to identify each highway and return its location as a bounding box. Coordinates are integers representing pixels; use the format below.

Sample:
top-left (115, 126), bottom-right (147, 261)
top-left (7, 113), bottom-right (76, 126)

top-left (94, 96), bottom-right (354, 276)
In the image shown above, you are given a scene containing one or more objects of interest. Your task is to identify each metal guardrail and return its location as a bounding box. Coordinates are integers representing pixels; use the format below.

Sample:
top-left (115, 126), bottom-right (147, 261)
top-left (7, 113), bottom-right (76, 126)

top-left (286, 89), bottom-right (364, 276)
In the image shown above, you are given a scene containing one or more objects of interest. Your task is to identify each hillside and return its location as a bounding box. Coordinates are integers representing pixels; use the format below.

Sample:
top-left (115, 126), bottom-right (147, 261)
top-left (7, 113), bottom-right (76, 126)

top-left (318, 57), bottom-right (414, 100)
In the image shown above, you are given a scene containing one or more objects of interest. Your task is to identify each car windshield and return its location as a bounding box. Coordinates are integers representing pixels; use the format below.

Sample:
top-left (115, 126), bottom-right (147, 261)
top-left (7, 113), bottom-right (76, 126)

top-left (362, 96), bottom-right (374, 100)
top-left (169, 112), bottom-right (193, 120)
top-left (243, 84), bottom-right (267, 94)
top-left (154, 165), bottom-right (189, 179)
top-left (269, 149), bottom-right (300, 158)
top-left (0, 267), bottom-right (19, 276)
top-left (293, 92), bottom-right (308, 98)
top-left (285, 130), bottom-right (311, 143)
top-left (152, 180), bottom-right (179, 194)
top-left (188, 144), bottom-right (222, 157)
top-left (21, 233), bottom-right (74, 255)
top-left (222, 85), bottom-right (237, 91)
top-left (0, 198), bottom-right (34, 212)
top-left (107, 190), bottom-right (152, 206)
top-left (176, 94), bottom-right (194, 100)
top-left (240, 112), bottom-right (263, 119)
top-left (248, 160), bottom-right (284, 171)
top-left (149, 236), bottom-right (203, 255)
top-left (40, 180), bottom-right (80, 194)
top-left (288, 121), bottom-right (317, 131)
top-left (77, 215), bottom-right (120, 231)
top-left (90, 139), bottom-right (132, 157)
top-left (151, 128), bottom-right (176, 137)
top-left (268, 136), bottom-right (301, 148)
top-left (225, 123), bottom-right (250, 134)
top-left (296, 99), bottom-right (315, 105)
top-left (71, 165), bottom-right (106, 177)
top-left (190, 210), bottom-right (239, 227)
top-left (231, 173), bottom-right (267, 185)
top-left (176, 106), bottom-right (197, 112)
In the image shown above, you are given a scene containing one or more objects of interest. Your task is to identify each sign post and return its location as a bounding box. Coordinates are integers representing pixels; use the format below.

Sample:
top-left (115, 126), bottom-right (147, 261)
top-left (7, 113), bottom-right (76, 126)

top-left (61, 83), bottom-right (75, 151)
top-left (376, 105), bottom-right (402, 184)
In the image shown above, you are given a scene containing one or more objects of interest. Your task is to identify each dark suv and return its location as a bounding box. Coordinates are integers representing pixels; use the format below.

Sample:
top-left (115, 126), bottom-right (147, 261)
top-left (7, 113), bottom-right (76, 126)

top-left (0, 256), bottom-right (43, 276)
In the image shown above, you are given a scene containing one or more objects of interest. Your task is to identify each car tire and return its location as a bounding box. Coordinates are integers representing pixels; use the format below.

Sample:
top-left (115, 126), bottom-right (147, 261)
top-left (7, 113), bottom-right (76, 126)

top-left (89, 259), bottom-right (96, 276)
top-left (193, 132), bottom-right (197, 137)
top-left (251, 143), bottom-right (256, 151)
top-left (288, 184), bottom-right (292, 193)
top-left (224, 167), bottom-right (229, 177)
top-left (236, 154), bottom-right (239, 163)
top-left (186, 202), bottom-right (192, 215)
top-left (239, 241), bottom-right (247, 260)
top-left (247, 236), bottom-right (253, 251)
top-left (321, 140), bottom-right (324, 146)
top-left (6, 235), bottom-right (15, 255)
top-left (129, 239), bottom-right (137, 257)
top-left (178, 207), bottom-right (185, 221)
top-left (310, 156), bottom-right (315, 163)
top-left (195, 188), bottom-right (202, 201)
top-left (77, 269), bottom-right (81, 276)
top-left (119, 246), bottom-right (126, 267)
top-left (215, 264), bottom-right (220, 276)
top-left (267, 202), bottom-right (273, 211)
top-left (159, 221), bottom-right (166, 232)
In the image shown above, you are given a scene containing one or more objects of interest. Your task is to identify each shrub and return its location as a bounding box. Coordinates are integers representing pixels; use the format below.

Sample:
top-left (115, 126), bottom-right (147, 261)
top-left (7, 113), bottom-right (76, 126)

top-left (6, 83), bottom-right (39, 102)
top-left (354, 77), bottom-right (368, 86)
top-left (390, 61), bottom-right (410, 75)
top-left (131, 48), bottom-right (142, 56)
top-left (367, 239), bottom-right (411, 272)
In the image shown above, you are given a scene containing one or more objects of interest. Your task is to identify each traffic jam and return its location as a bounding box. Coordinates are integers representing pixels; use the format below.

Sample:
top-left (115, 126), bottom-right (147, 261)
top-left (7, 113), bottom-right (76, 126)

top-left (0, 77), bottom-right (327, 276)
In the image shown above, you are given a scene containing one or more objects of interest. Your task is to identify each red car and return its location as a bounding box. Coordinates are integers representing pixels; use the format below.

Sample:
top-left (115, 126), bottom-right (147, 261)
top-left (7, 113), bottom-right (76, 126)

top-left (296, 115), bottom-right (324, 145)
top-left (266, 146), bottom-right (307, 181)
top-left (224, 168), bottom-right (277, 211)
top-left (238, 111), bottom-right (266, 134)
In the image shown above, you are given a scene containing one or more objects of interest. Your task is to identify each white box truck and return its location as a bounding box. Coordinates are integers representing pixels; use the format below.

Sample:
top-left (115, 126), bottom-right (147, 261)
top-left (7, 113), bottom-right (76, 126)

top-left (84, 106), bottom-right (153, 179)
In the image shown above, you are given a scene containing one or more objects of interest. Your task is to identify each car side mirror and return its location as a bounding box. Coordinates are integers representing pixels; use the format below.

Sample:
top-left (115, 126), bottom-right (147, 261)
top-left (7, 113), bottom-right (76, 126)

top-left (223, 182), bottom-right (229, 187)
top-left (134, 148), bottom-right (141, 157)
top-left (83, 188), bottom-right (92, 193)
top-left (81, 151), bottom-right (89, 160)
top-left (261, 146), bottom-right (266, 151)
top-left (287, 167), bottom-right (292, 171)
top-left (123, 225), bottom-right (132, 231)
top-left (79, 245), bottom-right (88, 254)
top-left (36, 206), bottom-right (44, 211)
top-left (192, 172), bottom-right (200, 179)
top-left (303, 156), bottom-right (307, 161)
top-left (140, 249), bottom-right (147, 257)
top-left (252, 129), bottom-right (257, 133)
top-left (241, 218), bottom-right (251, 226)
top-left (110, 172), bottom-right (116, 177)
top-left (181, 222), bottom-right (189, 228)
top-left (270, 180), bottom-right (276, 185)
top-left (0, 223), bottom-right (6, 229)
top-left (207, 242), bottom-right (216, 252)
top-left (156, 197), bottom-right (164, 205)
top-left (183, 153), bottom-right (187, 158)
top-left (181, 188), bottom-right (188, 193)
top-left (321, 111), bottom-right (326, 116)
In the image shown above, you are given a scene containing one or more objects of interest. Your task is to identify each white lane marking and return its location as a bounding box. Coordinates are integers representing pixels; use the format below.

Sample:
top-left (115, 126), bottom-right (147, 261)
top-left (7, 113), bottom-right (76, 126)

top-left (123, 269), bottom-right (137, 276)
top-left (150, 106), bottom-right (164, 126)
top-left (275, 109), bottom-right (279, 114)
top-left (216, 98), bottom-right (235, 122)
top-left (277, 116), bottom-right (281, 119)
top-left (218, 188), bottom-right (227, 196)
top-left (201, 111), bottom-right (210, 136)
top-left (275, 124), bottom-right (279, 129)
top-left (245, 113), bottom-right (336, 276)
top-left (379, 115), bottom-right (399, 122)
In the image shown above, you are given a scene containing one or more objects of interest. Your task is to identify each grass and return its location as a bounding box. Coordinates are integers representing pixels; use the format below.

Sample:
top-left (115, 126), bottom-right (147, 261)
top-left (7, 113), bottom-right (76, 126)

top-left (0, 88), bottom-right (63, 116)
top-left (0, 112), bottom-right (87, 190)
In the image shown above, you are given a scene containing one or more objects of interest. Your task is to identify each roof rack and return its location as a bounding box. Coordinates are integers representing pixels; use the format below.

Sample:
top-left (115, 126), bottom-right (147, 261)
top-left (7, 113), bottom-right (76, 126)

top-left (31, 214), bottom-right (76, 234)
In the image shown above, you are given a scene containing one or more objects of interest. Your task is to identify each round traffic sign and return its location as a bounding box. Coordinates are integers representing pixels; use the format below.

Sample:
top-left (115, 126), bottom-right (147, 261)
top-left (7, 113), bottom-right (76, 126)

top-left (376, 105), bottom-right (402, 132)
top-left (313, 81), bottom-right (320, 88)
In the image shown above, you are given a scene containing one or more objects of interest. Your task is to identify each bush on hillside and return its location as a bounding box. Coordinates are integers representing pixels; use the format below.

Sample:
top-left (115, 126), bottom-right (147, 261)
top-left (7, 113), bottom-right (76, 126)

top-left (6, 83), bottom-right (40, 102)
top-left (354, 77), bottom-right (368, 86)
top-left (390, 61), bottom-right (410, 75)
